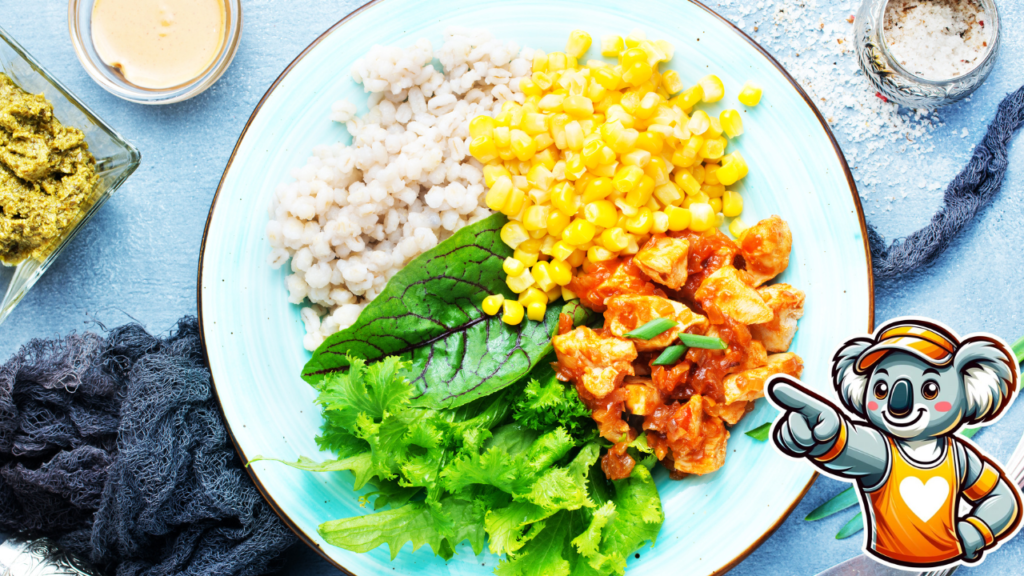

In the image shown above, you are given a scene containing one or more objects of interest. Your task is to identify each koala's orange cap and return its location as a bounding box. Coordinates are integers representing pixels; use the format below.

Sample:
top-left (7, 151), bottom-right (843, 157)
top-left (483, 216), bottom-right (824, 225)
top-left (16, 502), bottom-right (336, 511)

top-left (856, 323), bottom-right (958, 373)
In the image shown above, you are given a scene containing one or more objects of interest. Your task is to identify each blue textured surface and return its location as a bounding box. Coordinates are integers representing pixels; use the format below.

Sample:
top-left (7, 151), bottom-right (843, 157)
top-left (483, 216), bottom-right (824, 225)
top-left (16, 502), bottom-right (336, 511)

top-left (1, 1), bottom-right (1023, 575)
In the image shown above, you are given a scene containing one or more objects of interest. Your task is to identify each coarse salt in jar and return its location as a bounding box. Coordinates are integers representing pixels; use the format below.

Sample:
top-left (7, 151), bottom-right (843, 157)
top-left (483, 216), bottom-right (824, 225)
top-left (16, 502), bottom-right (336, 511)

top-left (854, 0), bottom-right (999, 108)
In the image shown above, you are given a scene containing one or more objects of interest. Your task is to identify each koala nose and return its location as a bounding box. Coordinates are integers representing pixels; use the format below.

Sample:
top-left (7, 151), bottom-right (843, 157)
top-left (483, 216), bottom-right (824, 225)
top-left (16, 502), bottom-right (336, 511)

top-left (888, 379), bottom-right (914, 417)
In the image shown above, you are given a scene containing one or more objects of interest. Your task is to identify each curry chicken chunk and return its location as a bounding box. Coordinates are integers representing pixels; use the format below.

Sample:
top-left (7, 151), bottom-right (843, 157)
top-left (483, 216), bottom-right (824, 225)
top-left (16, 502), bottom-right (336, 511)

top-left (554, 216), bottom-right (804, 482)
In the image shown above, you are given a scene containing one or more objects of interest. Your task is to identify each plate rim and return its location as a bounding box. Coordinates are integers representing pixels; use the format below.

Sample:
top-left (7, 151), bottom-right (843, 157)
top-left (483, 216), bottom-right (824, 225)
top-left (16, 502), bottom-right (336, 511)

top-left (196, 1), bottom-right (877, 573)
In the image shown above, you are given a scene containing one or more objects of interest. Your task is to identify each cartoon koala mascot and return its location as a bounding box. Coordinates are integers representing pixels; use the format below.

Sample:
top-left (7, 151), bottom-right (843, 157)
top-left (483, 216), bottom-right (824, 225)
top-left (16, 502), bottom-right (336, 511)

top-left (766, 318), bottom-right (1022, 568)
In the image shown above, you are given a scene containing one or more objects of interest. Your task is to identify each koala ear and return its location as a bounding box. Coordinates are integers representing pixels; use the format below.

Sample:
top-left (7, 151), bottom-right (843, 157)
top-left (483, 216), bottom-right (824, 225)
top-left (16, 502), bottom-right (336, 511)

top-left (954, 336), bottom-right (1018, 425)
top-left (832, 337), bottom-right (874, 417)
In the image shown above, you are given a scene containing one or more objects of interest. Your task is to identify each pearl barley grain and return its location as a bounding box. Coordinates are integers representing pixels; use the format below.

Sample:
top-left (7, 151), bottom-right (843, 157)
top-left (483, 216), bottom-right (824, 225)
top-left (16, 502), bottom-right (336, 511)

top-left (267, 28), bottom-right (529, 350)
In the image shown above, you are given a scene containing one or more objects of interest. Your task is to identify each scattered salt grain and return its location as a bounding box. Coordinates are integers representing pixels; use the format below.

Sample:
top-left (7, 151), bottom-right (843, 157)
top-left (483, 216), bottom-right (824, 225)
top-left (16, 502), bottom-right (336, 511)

top-left (884, 0), bottom-right (990, 80)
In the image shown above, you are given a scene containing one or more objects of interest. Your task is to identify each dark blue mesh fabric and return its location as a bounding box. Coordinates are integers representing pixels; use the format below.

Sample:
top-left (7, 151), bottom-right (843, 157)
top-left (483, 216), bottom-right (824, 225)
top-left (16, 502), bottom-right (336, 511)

top-left (869, 84), bottom-right (1024, 280)
top-left (0, 318), bottom-right (296, 576)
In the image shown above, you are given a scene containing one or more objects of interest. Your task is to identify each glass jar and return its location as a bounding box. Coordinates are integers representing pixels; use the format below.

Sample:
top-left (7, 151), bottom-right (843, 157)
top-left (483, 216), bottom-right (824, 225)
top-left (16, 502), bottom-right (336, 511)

top-left (0, 26), bottom-right (140, 326)
top-left (854, 0), bottom-right (999, 108)
top-left (68, 0), bottom-right (243, 105)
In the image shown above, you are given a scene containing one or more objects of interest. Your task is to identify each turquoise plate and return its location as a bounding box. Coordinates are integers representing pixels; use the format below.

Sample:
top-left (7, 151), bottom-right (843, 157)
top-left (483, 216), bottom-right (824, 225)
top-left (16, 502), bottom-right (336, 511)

top-left (199, 0), bottom-right (874, 574)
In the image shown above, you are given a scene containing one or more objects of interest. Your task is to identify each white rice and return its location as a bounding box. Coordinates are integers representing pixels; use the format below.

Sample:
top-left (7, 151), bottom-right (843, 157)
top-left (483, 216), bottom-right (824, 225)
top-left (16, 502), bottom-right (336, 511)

top-left (266, 28), bottom-right (530, 351)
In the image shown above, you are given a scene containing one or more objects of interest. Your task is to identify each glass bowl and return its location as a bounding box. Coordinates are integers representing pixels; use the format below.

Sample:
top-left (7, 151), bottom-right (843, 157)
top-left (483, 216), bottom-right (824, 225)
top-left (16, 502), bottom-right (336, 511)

top-left (854, 0), bottom-right (999, 108)
top-left (68, 0), bottom-right (242, 105)
top-left (0, 25), bottom-right (140, 326)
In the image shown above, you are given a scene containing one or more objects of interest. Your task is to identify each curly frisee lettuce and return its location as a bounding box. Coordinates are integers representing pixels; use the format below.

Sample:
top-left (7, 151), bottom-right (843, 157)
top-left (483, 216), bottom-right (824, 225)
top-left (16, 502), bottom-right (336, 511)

top-left (253, 355), bottom-right (663, 575)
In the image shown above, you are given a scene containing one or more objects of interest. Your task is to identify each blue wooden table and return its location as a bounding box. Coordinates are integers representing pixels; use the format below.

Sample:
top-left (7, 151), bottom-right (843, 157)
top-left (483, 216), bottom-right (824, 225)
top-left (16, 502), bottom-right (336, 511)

top-left (3, 1), bottom-right (1024, 574)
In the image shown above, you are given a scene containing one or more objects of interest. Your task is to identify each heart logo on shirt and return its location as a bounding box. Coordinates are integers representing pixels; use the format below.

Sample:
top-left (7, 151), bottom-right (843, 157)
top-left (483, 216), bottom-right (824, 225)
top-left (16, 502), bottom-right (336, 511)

top-left (899, 476), bottom-right (949, 522)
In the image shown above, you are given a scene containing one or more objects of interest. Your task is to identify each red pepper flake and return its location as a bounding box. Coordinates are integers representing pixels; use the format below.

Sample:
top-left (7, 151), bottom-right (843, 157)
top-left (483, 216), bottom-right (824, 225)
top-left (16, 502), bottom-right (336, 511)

top-left (846, 15), bottom-right (855, 23)
top-left (875, 92), bottom-right (889, 103)
top-left (979, 20), bottom-right (985, 26)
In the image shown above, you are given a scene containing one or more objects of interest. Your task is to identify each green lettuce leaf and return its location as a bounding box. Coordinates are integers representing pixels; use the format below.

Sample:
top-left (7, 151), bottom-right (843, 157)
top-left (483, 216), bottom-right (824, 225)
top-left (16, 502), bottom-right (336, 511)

top-left (302, 214), bottom-right (594, 409)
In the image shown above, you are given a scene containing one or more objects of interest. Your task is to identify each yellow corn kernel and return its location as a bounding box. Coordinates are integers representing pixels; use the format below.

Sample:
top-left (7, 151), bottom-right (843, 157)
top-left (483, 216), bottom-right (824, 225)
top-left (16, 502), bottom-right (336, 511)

top-left (513, 248), bottom-right (539, 269)
top-left (547, 259), bottom-right (571, 286)
top-left (587, 246), bottom-right (617, 263)
top-left (532, 49), bottom-right (548, 72)
top-left (563, 95), bottom-right (594, 118)
top-left (470, 115), bottom-right (495, 139)
top-left (531, 263), bottom-right (556, 292)
top-left (561, 121), bottom-right (583, 151)
top-left (565, 154), bottom-right (587, 180)
top-left (691, 163), bottom-right (705, 184)
top-left (716, 152), bottom-right (749, 185)
top-left (499, 148), bottom-right (516, 161)
top-left (512, 175), bottom-right (529, 190)
top-left (551, 240), bottom-right (576, 262)
top-left (704, 163), bottom-right (721, 185)
top-left (500, 221), bottom-right (529, 249)
top-left (526, 164), bottom-right (553, 189)
top-left (624, 207), bottom-right (654, 235)
top-left (709, 197), bottom-right (723, 213)
top-left (566, 30), bottom-right (592, 58)
top-left (518, 285), bottom-right (547, 307)
top-left (584, 200), bottom-right (618, 228)
top-left (613, 165), bottom-right (644, 192)
top-left (510, 130), bottom-right (537, 161)
top-left (671, 135), bottom-right (703, 167)
top-left (582, 177), bottom-right (613, 202)
top-left (503, 257), bottom-right (526, 277)
top-left (699, 74), bottom-right (725, 102)
top-left (661, 70), bottom-right (683, 95)
top-left (548, 51), bottom-right (568, 72)
top-left (625, 176), bottom-right (654, 208)
top-left (586, 79), bottom-right (608, 102)
top-left (716, 212), bottom-right (726, 227)
top-left (600, 227), bottom-right (629, 252)
top-left (605, 105), bottom-right (635, 128)
top-left (622, 62), bottom-right (653, 87)
top-left (528, 227), bottom-right (547, 240)
top-left (620, 48), bottom-right (647, 68)
top-left (606, 128), bottom-right (640, 154)
top-left (702, 183), bottom-right (725, 198)
top-left (722, 190), bottom-right (743, 217)
top-left (601, 35), bottom-right (624, 57)
top-left (635, 131), bottom-right (664, 154)
top-left (501, 187), bottom-right (526, 216)
top-left (502, 299), bottom-right (526, 324)
top-left (485, 176), bottom-right (514, 211)
top-left (522, 205), bottom-right (550, 231)
top-left (664, 205), bottom-right (691, 231)
top-left (562, 285), bottom-right (579, 301)
top-left (682, 191), bottom-right (710, 208)
top-left (653, 182), bottom-right (682, 206)
top-left (592, 160), bottom-right (618, 178)
top-left (519, 238), bottom-right (543, 253)
top-left (469, 135), bottom-right (498, 162)
top-left (675, 170), bottom-right (701, 196)
top-left (729, 216), bottom-right (749, 238)
top-left (688, 202), bottom-right (715, 232)
top-left (652, 211), bottom-right (670, 234)
top-left (593, 66), bottom-right (622, 90)
top-left (720, 109), bottom-right (744, 138)
top-left (671, 84), bottom-right (703, 111)
top-left (644, 157), bottom-right (670, 185)
top-left (534, 147), bottom-right (557, 169)
top-left (483, 165), bottom-right (511, 187)
top-left (738, 81), bottom-right (763, 107)
top-left (519, 77), bottom-right (542, 97)
top-left (700, 137), bottom-right (725, 160)
top-left (619, 91), bottom-right (641, 115)
top-left (523, 113), bottom-right (549, 135)
top-left (687, 110), bottom-right (710, 135)
top-left (526, 301), bottom-right (547, 322)
top-left (635, 92), bottom-right (661, 120)
top-left (621, 149), bottom-right (652, 167)
top-left (482, 294), bottom-right (504, 315)
top-left (562, 218), bottom-right (597, 245)
top-left (533, 71), bottom-right (554, 90)
top-left (567, 248), bottom-right (587, 267)
top-left (506, 269), bottom-right (535, 293)
top-left (547, 210), bottom-right (572, 236)
top-left (624, 29), bottom-right (646, 48)
top-left (494, 126), bottom-right (511, 148)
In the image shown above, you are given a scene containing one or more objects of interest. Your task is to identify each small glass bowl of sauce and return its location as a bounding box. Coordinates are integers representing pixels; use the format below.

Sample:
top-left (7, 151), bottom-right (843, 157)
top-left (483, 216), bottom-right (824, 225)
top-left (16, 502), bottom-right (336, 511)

top-left (69, 0), bottom-right (242, 104)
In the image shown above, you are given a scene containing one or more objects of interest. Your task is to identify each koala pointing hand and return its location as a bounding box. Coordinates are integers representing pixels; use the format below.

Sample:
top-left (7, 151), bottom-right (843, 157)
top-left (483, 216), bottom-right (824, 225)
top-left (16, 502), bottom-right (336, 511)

top-left (765, 318), bottom-right (1023, 569)
top-left (767, 375), bottom-right (843, 460)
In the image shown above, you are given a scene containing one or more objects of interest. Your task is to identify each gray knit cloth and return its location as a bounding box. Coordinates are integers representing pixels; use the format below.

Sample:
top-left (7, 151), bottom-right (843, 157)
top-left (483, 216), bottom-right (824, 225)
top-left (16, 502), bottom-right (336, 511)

top-left (869, 84), bottom-right (1024, 280)
top-left (0, 318), bottom-right (296, 576)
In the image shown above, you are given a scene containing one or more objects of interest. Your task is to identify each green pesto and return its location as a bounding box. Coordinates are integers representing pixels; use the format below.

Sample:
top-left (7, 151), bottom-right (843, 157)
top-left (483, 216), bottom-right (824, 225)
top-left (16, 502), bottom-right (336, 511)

top-left (0, 73), bottom-right (97, 265)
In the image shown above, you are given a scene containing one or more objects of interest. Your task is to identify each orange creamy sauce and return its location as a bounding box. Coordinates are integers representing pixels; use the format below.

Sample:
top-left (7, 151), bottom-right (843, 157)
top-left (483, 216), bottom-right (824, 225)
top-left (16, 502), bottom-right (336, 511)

top-left (91, 0), bottom-right (226, 89)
